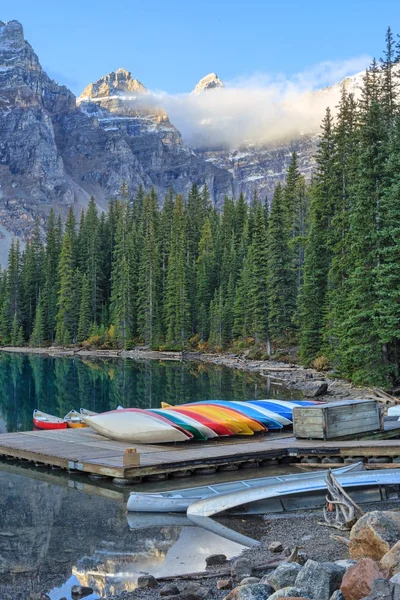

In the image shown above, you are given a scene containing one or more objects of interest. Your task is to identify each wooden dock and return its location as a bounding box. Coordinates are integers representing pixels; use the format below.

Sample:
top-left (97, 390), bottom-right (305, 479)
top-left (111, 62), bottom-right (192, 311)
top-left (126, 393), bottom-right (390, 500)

top-left (1, 424), bottom-right (400, 482)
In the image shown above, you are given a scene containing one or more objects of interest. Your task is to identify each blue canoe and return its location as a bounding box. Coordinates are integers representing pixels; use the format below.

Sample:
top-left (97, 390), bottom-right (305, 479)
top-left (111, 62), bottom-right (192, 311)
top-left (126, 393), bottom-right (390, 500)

top-left (188, 400), bottom-right (284, 430)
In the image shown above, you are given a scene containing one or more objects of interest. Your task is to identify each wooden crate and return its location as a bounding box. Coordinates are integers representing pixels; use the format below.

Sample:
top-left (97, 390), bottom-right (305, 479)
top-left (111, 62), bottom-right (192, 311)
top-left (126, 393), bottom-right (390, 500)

top-left (293, 400), bottom-right (381, 440)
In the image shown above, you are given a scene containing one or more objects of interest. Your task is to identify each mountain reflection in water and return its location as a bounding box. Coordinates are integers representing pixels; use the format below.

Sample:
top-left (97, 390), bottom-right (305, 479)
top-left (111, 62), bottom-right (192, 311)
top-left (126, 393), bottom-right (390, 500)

top-left (0, 469), bottom-right (255, 600)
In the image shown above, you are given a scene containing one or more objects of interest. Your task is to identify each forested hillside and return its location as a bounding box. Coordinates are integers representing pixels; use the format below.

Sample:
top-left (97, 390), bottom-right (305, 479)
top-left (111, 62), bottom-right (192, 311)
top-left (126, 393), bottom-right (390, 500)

top-left (1, 28), bottom-right (400, 389)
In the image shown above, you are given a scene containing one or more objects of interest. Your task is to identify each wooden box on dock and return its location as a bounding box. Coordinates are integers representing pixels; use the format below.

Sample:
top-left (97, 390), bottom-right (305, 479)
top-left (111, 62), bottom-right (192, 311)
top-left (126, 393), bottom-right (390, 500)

top-left (292, 399), bottom-right (381, 440)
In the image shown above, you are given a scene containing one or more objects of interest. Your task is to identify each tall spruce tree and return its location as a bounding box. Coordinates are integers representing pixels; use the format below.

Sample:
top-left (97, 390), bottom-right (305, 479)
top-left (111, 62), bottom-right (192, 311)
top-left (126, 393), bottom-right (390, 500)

top-left (165, 195), bottom-right (190, 349)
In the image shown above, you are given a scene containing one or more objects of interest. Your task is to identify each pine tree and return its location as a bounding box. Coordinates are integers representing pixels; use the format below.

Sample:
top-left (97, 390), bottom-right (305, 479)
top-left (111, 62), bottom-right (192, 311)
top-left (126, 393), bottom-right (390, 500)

top-left (77, 274), bottom-right (92, 343)
top-left (165, 195), bottom-right (190, 349)
top-left (267, 184), bottom-right (296, 342)
top-left (137, 190), bottom-right (160, 347)
top-left (55, 231), bottom-right (74, 345)
top-left (299, 107), bottom-right (337, 362)
top-left (380, 26), bottom-right (397, 118)
top-left (195, 218), bottom-right (215, 340)
top-left (338, 99), bottom-right (389, 384)
top-left (30, 294), bottom-right (45, 347)
top-left (247, 200), bottom-right (269, 346)
top-left (43, 208), bottom-right (62, 342)
top-left (373, 114), bottom-right (400, 379)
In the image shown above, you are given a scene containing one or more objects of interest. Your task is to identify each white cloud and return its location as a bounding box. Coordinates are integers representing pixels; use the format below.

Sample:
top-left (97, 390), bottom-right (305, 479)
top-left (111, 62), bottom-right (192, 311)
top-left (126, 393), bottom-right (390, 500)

top-left (123, 56), bottom-right (372, 148)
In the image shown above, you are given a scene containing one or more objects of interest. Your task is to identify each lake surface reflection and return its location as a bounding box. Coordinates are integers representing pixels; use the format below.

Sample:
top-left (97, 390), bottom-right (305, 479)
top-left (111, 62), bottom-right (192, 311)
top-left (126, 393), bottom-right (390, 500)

top-left (0, 467), bottom-right (256, 600)
top-left (0, 352), bottom-right (300, 433)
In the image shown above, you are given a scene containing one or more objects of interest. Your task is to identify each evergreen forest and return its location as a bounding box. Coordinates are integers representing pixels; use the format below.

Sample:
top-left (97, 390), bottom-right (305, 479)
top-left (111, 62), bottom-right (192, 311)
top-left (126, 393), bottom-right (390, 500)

top-left (1, 28), bottom-right (400, 388)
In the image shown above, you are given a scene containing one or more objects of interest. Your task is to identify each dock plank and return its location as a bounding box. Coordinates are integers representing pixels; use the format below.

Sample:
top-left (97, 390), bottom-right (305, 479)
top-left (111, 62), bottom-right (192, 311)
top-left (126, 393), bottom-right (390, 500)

top-left (0, 425), bottom-right (400, 480)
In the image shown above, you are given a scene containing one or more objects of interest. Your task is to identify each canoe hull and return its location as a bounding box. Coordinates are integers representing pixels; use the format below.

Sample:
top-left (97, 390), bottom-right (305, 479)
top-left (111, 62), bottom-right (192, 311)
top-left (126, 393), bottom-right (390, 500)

top-left (82, 410), bottom-right (192, 443)
top-left (33, 410), bottom-right (67, 430)
top-left (127, 463), bottom-right (363, 513)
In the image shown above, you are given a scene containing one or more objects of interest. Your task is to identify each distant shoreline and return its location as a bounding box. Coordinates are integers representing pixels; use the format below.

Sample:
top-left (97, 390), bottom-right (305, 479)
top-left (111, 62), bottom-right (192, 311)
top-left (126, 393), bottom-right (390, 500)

top-left (0, 346), bottom-right (376, 402)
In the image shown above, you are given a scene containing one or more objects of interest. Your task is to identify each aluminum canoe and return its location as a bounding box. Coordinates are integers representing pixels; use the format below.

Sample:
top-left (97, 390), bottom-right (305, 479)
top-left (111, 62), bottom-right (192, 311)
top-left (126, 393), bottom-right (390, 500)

top-left (187, 467), bottom-right (400, 517)
top-left (126, 462), bottom-right (362, 513)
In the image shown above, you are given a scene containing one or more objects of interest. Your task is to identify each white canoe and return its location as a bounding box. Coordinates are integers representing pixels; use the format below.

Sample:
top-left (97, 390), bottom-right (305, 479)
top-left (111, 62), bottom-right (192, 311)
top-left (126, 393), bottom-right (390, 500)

top-left (187, 468), bottom-right (400, 517)
top-left (81, 409), bottom-right (192, 443)
top-left (127, 462), bottom-right (362, 512)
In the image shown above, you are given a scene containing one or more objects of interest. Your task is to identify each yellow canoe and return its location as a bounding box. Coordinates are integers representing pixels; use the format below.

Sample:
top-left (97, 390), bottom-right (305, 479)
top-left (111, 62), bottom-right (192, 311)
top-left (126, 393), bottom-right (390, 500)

top-left (165, 404), bottom-right (254, 435)
top-left (64, 409), bottom-right (88, 429)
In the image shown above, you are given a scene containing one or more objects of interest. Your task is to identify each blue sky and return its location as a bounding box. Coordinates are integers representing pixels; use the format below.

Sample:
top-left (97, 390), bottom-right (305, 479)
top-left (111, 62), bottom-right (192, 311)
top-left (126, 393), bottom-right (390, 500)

top-left (1, 0), bottom-right (400, 95)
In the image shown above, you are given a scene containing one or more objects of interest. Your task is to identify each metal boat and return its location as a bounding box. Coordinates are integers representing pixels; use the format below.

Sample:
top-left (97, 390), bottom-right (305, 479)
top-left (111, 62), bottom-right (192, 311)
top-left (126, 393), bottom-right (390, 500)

top-left (187, 468), bottom-right (400, 517)
top-left (127, 462), bottom-right (362, 513)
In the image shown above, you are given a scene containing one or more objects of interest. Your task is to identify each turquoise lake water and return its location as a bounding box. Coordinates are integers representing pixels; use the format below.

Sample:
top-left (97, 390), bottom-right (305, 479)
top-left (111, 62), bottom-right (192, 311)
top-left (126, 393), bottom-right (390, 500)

top-left (0, 352), bottom-right (300, 433)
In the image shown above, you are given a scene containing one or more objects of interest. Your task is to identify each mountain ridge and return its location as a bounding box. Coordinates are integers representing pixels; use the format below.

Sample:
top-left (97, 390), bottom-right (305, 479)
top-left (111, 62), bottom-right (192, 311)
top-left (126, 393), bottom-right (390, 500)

top-left (0, 18), bottom-right (369, 262)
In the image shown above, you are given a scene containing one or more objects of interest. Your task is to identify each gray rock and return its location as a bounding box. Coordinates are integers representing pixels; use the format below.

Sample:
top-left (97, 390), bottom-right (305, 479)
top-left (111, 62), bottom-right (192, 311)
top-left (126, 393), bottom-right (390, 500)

top-left (29, 594), bottom-right (51, 600)
top-left (264, 562), bottom-right (302, 590)
top-left (217, 579), bottom-right (232, 590)
top-left (330, 592), bottom-right (344, 600)
top-left (137, 574), bottom-right (157, 588)
top-left (240, 578), bottom-right (260, 585)
top-left (267, 586), bottom-right (313, 599)
top-left (224, 584), bottom-right (275, 600)
top-left (71, 585), bottom-right (94, 598)
top-left (295, 559), bottom-right (345, 600)
top-left (302, 381), bottom-right (329, 397)
top-left (269, 541), bottom-right (284, 553)
top-left (232, 557), bottom-right (254, 581)
top-left (360, 578), bottom-right (397, 600)
top-left (181, 582), bottom-right (211, 599)
top-left (391, 573), bottom-right (400, 585)
top-left (206, 553), bottom-right (227, 567)
top-left (335, 560), bottom-right (357, 571)
top-left (160, 583), bottom-right (180, 596)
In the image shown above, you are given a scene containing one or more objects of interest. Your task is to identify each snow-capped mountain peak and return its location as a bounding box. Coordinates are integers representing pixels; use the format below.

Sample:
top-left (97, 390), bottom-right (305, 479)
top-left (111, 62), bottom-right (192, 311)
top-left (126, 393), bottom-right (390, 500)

top-left (191, 73), bottom-right (224, 94)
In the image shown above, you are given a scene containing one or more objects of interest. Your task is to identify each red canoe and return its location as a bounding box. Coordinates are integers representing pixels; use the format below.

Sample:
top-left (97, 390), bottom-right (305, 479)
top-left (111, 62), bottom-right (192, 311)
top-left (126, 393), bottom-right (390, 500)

top-left (33, 410), bottom-right (67, 430)
top-left (166, 407), bottom-right (235, 436)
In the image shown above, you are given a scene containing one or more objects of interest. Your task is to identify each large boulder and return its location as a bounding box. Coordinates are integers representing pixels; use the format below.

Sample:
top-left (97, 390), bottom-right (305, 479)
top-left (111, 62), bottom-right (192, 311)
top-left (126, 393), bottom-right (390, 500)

top-left (350, 512), bottom-right (400, 561)
top-left (264, 563), bottom-right (303, 590)
top-left (340, 558), bottom-right (389, 600)
top-left (381, 541), bottom-right (400, 575)
top-left (295, 559), bottom-right (345, 600)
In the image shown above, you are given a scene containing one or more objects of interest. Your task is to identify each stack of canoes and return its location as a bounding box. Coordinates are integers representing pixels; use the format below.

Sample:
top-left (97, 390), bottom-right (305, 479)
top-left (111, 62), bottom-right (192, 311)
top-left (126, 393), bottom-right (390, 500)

top-left (32, 399), bottom-right (317, 443)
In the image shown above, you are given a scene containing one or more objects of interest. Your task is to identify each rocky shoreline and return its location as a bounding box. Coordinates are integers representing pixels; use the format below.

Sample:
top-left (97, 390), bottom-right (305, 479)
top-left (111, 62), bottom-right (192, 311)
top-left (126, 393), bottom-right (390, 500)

top-left (0, 346), bottom-right (380, 402)
top-left (98, 503), bottom-right (400, 600)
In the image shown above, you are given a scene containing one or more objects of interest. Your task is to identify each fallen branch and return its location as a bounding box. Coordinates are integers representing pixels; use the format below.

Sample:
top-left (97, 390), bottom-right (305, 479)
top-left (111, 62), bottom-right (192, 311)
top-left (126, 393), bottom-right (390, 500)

top-left (156, 559), bottom-right (283, 581)
top-left (330, 534), bottom-right (350, 547)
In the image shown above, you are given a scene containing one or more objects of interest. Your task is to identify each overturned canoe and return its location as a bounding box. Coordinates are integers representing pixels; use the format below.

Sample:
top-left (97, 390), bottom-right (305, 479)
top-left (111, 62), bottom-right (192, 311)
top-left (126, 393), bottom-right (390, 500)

top-left (187, 467), bottom-right (400, 517)
top-left (81, 409), bottom-right (193, 443)
top-left (127, 462), bottom-right (362, 513)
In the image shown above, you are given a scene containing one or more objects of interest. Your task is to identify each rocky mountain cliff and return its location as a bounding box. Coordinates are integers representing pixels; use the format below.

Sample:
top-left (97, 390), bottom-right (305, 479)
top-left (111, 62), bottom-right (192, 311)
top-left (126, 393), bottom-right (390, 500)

top-left (0, 18), bottom-right (368, 260)
top-left (0, 20), bottom-right (234, 260)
